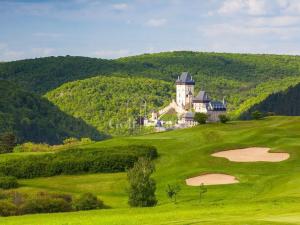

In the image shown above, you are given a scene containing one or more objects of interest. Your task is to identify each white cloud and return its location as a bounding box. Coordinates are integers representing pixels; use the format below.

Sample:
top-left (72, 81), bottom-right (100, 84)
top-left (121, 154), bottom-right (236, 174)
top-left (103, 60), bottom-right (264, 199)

top-left (93, 49), bottom-right (130, 59)
top-left (276, 0), bottom-right (289, 8)
top-left (251, 16), bottom-right (300, 27)
top-left (146, 18), bottom-right (167, 27)
top-left (218, 0), bottom-right (244, 14)
top-left (283, 0), bottom-right (300, 14)
top-left (218, 0), bottom-right (268, 16)
top-left (198, 19), bottom-right (300, 43)
top-left (247, 0), bottom-right (267, 15)
top-left (112, 3), bottom-right (128, 11)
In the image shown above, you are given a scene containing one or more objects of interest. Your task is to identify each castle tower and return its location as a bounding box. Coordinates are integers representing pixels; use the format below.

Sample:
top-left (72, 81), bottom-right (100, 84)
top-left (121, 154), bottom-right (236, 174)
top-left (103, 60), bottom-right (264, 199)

top-left (176, 72), bottom-right (195, 109)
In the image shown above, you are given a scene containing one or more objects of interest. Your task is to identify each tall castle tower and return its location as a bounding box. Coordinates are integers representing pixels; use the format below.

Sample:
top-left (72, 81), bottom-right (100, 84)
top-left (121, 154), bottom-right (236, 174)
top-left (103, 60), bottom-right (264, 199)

top-left (176, 72), bottom-right (195, 109)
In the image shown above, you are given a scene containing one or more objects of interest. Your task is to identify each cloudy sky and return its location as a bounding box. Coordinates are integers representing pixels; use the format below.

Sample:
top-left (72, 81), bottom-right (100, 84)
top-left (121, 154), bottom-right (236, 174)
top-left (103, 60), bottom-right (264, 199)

top-left (1, 0), bottom-right (300, 61)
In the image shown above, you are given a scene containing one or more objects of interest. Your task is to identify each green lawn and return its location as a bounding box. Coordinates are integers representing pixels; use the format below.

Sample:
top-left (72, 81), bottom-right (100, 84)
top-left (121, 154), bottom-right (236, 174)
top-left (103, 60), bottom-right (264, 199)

top-left (1, 116), bottom-right (300, 224)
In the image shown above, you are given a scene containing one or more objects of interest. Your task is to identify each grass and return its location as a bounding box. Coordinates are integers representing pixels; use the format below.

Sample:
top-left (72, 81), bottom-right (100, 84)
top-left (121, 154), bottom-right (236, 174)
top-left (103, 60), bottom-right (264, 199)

top-left (1, 116), bottom-right (300, 224)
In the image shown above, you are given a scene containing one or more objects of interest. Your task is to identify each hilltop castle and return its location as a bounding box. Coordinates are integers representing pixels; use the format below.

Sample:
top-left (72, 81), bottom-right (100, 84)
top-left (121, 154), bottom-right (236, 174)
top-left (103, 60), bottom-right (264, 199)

top-left (147, 72), bottom-right (227, 127)
top-left (176, 72), bottom-right (226, 124)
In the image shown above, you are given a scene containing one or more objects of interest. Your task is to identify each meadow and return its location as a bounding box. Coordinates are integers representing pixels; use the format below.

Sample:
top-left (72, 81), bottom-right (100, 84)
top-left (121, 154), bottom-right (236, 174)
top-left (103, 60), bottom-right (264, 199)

top-left (1, 116), bottom-right (300, 224)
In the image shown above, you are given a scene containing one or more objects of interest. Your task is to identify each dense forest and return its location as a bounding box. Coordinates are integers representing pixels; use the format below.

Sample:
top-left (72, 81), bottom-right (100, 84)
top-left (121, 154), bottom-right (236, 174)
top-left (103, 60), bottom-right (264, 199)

top-left (0, 80), bottom-right (105, 144)
top-left (1, 51), bottom-right (300, 95)
top-left (46, 76), bottom-right (174, 135)
top-left (1, 51), bottom-right (300, 143)
top-left (241, 83), bottom-right (300, 119)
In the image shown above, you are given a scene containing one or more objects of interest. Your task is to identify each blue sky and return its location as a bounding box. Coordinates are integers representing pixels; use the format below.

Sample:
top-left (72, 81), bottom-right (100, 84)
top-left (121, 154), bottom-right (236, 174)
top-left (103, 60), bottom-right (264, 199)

top-left (1, 0), bottom-right (300, 61)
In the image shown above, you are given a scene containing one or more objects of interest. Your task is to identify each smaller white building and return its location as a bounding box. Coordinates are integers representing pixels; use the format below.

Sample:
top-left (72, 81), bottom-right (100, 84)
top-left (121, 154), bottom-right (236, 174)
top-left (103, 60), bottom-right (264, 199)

top-left (178, 112), bottom-right (198, 127)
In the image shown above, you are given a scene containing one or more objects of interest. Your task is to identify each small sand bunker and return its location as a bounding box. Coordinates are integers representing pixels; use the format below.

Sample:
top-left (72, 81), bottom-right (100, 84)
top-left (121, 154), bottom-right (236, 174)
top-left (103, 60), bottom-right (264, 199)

top-left (186, 173), bottom-right (239, 186)
top-left (212, 147), bottom-right (289, 162)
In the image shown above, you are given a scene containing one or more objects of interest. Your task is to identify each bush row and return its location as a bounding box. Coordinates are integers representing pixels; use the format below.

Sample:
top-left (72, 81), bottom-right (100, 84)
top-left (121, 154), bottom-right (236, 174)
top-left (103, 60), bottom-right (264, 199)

top-left (0, 191), bottom-right (103, 217)
top-left (0, 145), bottom-right (158, 179)
top-left (13, 137), bottom-right (94, 153)
top-left (0, 176), bottom-right (18, 189)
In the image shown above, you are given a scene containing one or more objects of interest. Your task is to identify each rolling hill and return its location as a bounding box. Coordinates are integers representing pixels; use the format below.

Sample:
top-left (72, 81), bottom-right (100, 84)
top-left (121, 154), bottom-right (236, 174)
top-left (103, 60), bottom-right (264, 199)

top-left (2, 51), bottom-right (300, 142)
top-left (0, 80), bottom-right (105, 144)
top-left (1, 116), bottom-right (300, 224)
top-left (2, 52), bottom-right (300, 95)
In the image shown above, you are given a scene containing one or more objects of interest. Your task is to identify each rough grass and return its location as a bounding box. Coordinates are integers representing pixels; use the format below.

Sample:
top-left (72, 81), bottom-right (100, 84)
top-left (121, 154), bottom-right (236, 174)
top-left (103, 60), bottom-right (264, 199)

top-left (1, 116), bottom-right (300, 224)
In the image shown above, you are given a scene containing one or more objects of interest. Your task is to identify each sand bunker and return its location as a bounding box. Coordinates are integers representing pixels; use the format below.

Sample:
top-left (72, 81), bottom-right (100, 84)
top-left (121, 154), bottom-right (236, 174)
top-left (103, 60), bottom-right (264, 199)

top-left (212, 147), bottom-right (289, 162)
top-left (185, 173), bottom-right (239, 186)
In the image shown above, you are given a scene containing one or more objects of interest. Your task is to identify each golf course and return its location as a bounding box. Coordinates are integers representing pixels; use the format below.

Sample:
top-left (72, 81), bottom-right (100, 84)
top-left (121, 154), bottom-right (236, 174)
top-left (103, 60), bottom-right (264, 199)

top-left (1, 116), bottom-right (300, 225)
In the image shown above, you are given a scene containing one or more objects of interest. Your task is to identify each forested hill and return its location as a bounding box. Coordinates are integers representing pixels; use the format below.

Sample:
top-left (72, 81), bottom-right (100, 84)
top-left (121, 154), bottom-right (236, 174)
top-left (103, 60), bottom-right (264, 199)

top-left (0, 56), bottom-right (117, 94)
top-left (2, 51), bottom-right (300, 143)
top-left (1, 51), bottom-right (300, 95)
top-left (46, 76), bottom-right (174, 136)
top-left (241, 83), bottom-right (300, 119)
top-left (0, 80), bottom-right (106, 144)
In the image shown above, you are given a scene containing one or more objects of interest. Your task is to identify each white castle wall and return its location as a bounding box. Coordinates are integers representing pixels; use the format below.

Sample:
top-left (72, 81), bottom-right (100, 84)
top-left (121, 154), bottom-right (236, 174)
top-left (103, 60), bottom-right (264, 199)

top-left (176, 84), bottom-right (194, 107)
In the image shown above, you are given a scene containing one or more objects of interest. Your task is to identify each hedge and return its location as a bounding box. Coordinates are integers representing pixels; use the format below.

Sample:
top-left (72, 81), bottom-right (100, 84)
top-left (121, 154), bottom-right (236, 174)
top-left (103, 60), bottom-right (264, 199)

top-left (0, 176), bottom-right (18, 189)
top-left (0, 145), bottom-right (158, 179)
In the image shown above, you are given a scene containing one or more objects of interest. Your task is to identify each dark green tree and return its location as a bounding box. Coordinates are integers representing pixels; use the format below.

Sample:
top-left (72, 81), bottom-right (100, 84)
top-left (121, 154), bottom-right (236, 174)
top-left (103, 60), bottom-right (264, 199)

top-left (0, 133), bottom-right (16, 154)
top-left (218, 114), bottom-right (229, 123)
top-left (251, 110), bottom-right (263, 120)
top-left (194, 113), bottom-right (208, 124)
top-left (127, 157), bottom-right (157, 207)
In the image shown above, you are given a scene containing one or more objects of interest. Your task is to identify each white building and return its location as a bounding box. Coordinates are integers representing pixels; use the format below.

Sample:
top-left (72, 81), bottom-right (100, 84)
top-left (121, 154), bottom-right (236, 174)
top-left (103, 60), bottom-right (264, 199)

top-left (176, 72), bottom-right (227, 123)
top-left (146, 72), bottom-right (227, 128)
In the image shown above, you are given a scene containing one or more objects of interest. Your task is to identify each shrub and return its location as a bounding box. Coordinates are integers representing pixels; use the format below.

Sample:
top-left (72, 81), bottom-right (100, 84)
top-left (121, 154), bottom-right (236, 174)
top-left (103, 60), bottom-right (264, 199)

top-left (20, 197), bottom-right (72, 214)
top-left (128, 157), bottom-right (157, 207)
top-left (266, 112), bottom-right (276, 116)
top-left (0, 200), bottom-right (17, 216)
top-left (80, 138), bottom-right (93, 144)
top-left (74, 193), bottom-right (103, 210)
top-left (63, 137), bottom-right (79, 145)
top-left (194, 113), bottom-right (208, 124)
top-left (0, 176), bottom-right (18, 189)
top-left (13, 142), bottom-right (50, 152)
top-left (218, 114), bottom-right (229, 123)
top-left (0, 145), bottom-right (158, 179)
top-left (251, 110), bottom-right (264, 120)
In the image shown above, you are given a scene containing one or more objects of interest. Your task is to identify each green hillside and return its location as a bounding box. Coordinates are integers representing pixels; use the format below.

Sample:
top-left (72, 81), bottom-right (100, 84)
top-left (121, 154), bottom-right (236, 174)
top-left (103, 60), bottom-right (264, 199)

top-left (241, 82), bottom-right (300, 119)
top-left (2, 51), bottom-right (300, 142)
top-left (1, 117), bottom-right (300, 224)
top-left (0, 80), bottom-right (105, 144)
top-left (45, 76), bottom-right (174, 136)
top-left (2, 52), bottom-right (300, 95)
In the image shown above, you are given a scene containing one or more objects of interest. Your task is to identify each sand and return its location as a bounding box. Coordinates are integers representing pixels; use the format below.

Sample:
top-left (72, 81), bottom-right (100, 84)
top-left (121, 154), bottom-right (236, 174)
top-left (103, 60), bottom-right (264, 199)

top-left (212, 147), bottom-right (290, 162)
top-left (185, 173), bottom-right (239, 186)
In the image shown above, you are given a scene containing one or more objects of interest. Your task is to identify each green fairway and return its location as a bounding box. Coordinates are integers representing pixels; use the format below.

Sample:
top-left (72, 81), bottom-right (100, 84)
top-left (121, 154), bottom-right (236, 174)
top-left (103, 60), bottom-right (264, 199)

top-left (1, 116), bottom-right (300, 224)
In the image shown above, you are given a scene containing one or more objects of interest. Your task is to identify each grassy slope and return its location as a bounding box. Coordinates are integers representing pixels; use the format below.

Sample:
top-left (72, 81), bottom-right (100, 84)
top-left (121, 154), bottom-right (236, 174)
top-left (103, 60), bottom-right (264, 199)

top-left (1, 116), bottom-right (300, 224)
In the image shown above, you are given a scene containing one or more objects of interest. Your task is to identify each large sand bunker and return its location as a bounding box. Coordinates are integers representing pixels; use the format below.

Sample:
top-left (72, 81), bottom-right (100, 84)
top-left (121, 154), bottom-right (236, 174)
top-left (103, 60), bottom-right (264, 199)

top-left (212, 147), bottom-right (289, 162)
top-left (185, 173), bottom-right (239, 186)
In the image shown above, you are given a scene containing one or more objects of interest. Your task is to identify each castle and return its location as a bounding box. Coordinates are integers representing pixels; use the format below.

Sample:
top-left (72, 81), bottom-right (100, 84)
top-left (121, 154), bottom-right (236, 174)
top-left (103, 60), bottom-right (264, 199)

top-left (146, 72), bottom-right (227, 127)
